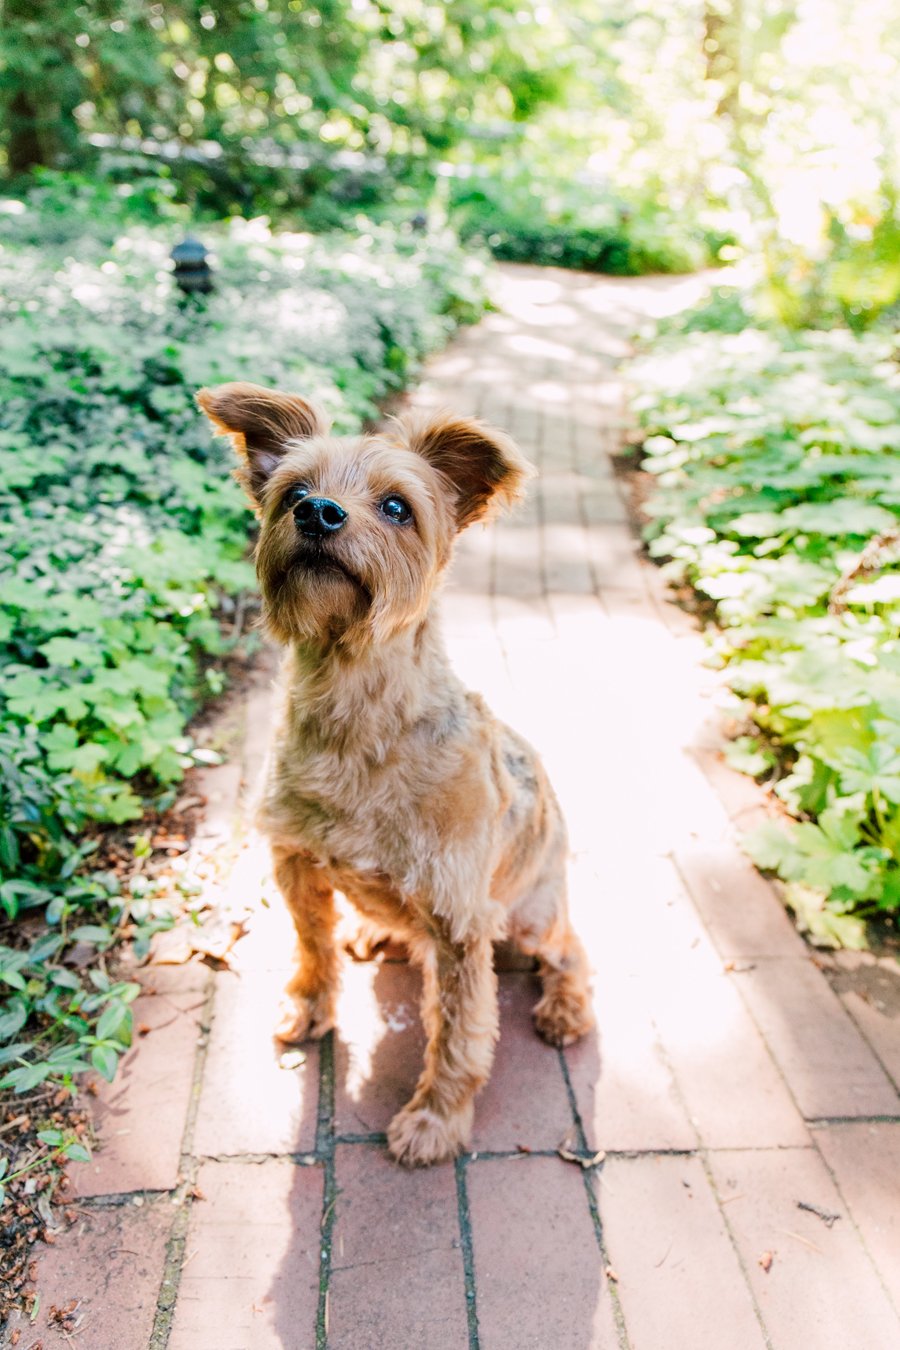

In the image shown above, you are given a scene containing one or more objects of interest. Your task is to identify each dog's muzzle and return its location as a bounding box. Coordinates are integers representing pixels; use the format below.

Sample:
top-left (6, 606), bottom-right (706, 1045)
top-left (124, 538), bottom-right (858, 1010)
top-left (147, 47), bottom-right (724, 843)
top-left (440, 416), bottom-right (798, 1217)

top-left (294, 496), bottom-right (347, 537)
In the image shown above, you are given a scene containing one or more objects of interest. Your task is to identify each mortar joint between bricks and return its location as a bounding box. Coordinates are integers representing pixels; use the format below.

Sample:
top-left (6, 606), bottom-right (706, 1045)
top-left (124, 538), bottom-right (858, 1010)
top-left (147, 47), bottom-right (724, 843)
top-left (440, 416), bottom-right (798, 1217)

top-left (315, 1031), bottom-right (338, 1349)
top-left (557, 1050), bottom-right (633, 1350)
top-left (147, 968), bottom-right (217, 1350)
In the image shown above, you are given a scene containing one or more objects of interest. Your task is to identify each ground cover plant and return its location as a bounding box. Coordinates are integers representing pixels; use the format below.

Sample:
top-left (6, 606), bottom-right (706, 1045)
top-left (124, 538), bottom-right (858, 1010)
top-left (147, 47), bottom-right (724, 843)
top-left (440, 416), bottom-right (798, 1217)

top-left (632, 314), bottom-right (900, 945)
top-left (0, 178), bottom-right (487, 1100)
top-left (449, 173), bottom-right (724, 275)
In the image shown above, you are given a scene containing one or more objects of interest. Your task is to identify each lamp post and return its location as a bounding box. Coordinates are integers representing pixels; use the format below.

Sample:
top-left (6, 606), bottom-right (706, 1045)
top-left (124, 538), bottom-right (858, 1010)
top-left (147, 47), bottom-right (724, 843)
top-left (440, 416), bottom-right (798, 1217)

top-left (170, 236), bottom-right (213, 294)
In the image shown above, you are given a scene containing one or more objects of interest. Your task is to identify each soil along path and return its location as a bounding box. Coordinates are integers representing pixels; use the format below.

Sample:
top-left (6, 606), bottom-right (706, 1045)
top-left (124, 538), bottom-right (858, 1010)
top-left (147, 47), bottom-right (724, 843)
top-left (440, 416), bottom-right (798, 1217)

top-left (11, 265), bottom-right (900, 1350)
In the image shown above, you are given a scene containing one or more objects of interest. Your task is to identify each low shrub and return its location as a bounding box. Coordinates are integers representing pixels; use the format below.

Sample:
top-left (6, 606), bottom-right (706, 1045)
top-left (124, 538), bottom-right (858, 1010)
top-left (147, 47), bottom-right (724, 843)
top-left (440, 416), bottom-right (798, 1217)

top-left (0, 179), bottom-right (488, 1090)
top-left (450, 174), bottom-right (727, 275)
top-left (632, 322), bottom-right (900, 944)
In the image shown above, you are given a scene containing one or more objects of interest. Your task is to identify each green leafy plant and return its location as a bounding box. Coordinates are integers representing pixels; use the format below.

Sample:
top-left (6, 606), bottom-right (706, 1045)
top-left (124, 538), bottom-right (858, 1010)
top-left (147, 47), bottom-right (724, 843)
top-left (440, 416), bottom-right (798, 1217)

top-left (0, 1128), bottom-right (90, 1208)
top-left (633, 321), bottom-right (900, 942)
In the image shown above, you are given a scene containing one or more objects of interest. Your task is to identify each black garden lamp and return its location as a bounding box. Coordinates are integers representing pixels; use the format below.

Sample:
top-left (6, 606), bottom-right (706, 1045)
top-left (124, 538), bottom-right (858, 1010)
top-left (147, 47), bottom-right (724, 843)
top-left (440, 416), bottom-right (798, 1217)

top-left (171, 235), bottom-right (213, 294)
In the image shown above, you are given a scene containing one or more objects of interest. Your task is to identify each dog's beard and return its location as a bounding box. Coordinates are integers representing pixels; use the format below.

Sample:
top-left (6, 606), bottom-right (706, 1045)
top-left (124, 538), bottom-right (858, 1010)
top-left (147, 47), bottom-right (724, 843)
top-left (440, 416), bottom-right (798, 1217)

top-left (256, 518), bottom-right (436, 648)
top-left (260, 541), bottom-right (372, 644)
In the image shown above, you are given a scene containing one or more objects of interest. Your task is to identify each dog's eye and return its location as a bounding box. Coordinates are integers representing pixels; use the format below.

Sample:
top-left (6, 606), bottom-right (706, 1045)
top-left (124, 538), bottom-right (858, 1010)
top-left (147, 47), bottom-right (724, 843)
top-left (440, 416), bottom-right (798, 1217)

top-left (380, 495), bottom-right (412, 525)
top-left (284, 485), bottom-right (310, 510)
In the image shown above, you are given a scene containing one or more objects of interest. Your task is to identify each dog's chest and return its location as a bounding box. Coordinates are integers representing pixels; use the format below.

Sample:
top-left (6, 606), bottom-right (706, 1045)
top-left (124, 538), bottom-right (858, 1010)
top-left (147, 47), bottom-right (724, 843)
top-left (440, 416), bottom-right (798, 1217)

top-left (262, 747), bottom-right (408, 881)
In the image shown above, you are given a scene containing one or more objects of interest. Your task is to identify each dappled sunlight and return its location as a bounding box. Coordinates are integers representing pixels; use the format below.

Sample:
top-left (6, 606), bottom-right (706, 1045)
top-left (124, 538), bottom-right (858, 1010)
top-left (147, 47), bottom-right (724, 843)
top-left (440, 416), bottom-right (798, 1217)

top-left (333, 961), bottom-right (425, 1137)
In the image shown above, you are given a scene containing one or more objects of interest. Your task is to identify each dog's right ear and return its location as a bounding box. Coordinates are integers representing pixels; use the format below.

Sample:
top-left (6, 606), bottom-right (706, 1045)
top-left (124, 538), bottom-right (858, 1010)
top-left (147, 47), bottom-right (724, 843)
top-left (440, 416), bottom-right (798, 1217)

top-left (196, 382), bottom-right (327, 506)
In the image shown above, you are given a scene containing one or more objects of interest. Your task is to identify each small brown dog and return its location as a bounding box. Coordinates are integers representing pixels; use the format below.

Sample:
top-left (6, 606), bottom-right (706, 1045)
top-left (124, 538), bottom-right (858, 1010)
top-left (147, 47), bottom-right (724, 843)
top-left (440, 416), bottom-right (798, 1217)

top-left (197, 383), bottom-right (593, 1165)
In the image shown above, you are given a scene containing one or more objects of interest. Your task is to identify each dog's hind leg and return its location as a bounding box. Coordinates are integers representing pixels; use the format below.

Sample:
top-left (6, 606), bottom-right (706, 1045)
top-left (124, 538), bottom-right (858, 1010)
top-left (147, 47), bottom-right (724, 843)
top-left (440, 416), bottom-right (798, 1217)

top-left (271, 846), bottom-right (339, 1043)
top-left (388, 928), bottom-right (498, 1166)
top-left (512, 870), bottom-right (594, 1048)
top-left (532, 920), bottom-right (594, 1047)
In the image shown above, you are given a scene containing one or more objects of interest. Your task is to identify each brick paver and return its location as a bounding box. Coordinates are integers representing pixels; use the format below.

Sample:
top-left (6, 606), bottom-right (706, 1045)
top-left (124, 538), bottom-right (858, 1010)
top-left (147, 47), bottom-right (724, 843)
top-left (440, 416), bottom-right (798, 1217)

top-left (74, 965), bottom-right (208, 1197)
top-left (601, 1155), bottom-right (766, 1350)
top-left (168, 1160), bottom-right (322, 1349)
top-left (706, 1147), bottom-right (900, 1350)
top-left (193, 966), bottom-right (320, 1157)
top-left (328, 1146), bottom-right (468, 1349)
top-left (5, 1200), bottom-right (172, 1349)
top-left (23, 265), bottom-right (900, 1349)
top-left (812, 1122), bottom-right (900, 1311)
top-left (467, 1156), bottom-right (620, 1350)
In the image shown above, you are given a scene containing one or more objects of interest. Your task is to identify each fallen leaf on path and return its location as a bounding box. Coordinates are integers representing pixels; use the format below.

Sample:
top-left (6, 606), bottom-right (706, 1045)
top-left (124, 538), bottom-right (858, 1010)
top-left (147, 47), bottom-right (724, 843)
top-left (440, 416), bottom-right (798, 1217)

top-left (758, 1251), bottom-right (774, 1273)
top-left (557, 1146), bottom-right (606, 1169)
top-left (149, 926), bottom-right (194, 965)
top-left (172, 795), bottom-right (204, 815)
top-left (151, 917), bottom-right (248, 968)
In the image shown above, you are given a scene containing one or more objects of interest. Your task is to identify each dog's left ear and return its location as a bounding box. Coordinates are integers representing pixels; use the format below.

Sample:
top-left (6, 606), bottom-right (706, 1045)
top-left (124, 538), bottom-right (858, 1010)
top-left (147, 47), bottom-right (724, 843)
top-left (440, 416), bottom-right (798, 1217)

top-left (403, 412), bottom-right (534, 529)
top-left (197, 382), bottom-right (327, 505)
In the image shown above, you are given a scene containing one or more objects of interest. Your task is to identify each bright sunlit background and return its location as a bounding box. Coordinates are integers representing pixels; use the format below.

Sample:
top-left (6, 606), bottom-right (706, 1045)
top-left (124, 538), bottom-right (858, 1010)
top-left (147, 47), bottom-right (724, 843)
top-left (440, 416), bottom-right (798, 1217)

top-left (3, 0), bottom-right (900, 319)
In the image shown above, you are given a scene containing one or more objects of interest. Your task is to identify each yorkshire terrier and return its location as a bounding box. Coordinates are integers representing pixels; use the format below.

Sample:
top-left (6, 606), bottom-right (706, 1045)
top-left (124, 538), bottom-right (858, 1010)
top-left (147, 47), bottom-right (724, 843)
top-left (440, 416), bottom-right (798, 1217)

top-left (197, 383), bottom-right (593, 1165)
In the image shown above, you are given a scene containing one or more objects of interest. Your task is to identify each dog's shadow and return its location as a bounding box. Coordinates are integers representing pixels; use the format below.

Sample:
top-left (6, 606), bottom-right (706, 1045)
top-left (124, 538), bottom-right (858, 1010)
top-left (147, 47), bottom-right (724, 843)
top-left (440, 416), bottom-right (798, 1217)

top-left (268, 951), bottom-right (607, 1348)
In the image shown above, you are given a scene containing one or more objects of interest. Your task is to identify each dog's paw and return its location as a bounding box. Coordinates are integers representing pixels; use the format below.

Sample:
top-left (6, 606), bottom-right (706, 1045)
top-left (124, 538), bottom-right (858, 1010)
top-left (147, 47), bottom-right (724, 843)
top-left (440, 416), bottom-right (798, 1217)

top-left (340, 916), bottom-right (393, 963)
top-left (274, 991), bottom-right (336, 1045)
top-left (532, 990), bottom-right (594, 1048)
top-left (387, 1103), bottom-right (471, 1167)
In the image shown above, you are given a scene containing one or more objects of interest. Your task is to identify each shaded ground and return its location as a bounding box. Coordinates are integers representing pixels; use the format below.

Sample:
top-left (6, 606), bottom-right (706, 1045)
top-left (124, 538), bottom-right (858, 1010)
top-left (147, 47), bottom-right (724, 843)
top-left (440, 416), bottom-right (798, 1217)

top-left (7, 265), bottom-right (900, 1350)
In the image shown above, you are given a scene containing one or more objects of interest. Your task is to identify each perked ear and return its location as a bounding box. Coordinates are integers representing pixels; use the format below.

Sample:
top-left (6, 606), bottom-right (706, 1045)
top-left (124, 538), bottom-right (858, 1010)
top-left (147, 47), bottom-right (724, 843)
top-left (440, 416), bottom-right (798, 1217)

top-left (196, 382), bottom-right (327, 505)
top-left (403, 411), bottom-right (534, 529)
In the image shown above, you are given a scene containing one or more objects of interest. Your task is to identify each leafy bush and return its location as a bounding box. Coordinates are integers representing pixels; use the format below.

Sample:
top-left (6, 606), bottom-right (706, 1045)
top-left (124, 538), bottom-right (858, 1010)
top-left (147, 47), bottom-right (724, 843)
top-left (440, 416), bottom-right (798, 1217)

top-left (756, 198), bottom-right (900, 334)
top-left (0, 179), bottom-right (488, 1089)
top-left (450, 173), bottom-right (727, 275)
top-left (632, 324), bottom-right (900, 943)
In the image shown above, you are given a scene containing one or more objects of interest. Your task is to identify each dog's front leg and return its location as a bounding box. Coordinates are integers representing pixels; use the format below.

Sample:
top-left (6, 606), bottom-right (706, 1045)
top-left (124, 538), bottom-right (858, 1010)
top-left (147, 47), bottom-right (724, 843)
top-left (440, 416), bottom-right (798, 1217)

top-left (271, 846), bottom-right (339, 1043)
top-left (388, 928), bottom-right (498, 1166)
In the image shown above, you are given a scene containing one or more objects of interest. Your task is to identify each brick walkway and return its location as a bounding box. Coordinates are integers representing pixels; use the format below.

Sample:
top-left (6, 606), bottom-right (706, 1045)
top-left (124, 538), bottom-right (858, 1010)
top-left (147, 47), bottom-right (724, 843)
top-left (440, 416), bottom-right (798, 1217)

top-left (13, 266), bottom-right (900, 1350)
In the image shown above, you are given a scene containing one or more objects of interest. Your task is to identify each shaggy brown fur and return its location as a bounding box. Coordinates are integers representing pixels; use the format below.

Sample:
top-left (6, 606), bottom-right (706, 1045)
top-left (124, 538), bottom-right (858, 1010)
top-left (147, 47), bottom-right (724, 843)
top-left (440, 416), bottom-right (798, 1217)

top-left (197, 382), bottom-right (594, 1165)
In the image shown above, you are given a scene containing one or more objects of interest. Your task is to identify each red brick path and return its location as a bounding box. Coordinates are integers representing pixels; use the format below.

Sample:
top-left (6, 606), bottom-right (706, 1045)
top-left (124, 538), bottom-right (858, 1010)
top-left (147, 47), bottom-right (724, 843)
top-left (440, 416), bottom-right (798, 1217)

top-left (12, 266), bottom-right (900, 1349)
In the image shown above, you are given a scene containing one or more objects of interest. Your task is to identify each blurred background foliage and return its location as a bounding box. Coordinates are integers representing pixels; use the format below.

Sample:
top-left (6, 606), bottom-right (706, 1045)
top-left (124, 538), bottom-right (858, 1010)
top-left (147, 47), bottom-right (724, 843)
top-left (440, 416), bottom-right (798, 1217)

top-left (1, 0), bottom-right (898, 302)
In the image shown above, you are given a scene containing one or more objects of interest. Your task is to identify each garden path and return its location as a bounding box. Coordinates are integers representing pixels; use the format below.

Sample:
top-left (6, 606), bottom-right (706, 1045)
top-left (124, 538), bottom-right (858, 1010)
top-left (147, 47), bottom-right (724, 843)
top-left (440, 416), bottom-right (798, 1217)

top-left (13, 265), bottom-right (900, 1350)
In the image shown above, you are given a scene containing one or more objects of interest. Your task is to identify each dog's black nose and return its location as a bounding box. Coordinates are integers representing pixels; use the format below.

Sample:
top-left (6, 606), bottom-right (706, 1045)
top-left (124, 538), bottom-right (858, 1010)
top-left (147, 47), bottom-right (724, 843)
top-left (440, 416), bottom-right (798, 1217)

top-left (294, 496), bottom-right (347, 536)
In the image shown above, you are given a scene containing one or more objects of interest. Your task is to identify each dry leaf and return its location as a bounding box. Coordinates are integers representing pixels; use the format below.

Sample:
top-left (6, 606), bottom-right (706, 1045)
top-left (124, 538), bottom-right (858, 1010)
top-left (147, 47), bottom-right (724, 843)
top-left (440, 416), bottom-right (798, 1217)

top-left (188, 917), bottom-right (249, 964)
top-left (758, 1251), bottom-right (774, 1273)
top-left (151, 916), bottom-right (248, 968)
top-left (150, 926), bottom-right (194, 966)
top-left (172, 795), bottom-right (204, 815)
top-left (557, 1146), bottom-right (606, 1169)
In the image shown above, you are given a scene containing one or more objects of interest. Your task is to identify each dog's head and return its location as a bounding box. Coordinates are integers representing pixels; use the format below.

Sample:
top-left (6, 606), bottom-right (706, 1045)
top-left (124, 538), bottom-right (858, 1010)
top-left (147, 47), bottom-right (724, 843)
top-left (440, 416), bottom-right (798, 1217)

top-left (197, 382), bottom-right (532, 646)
